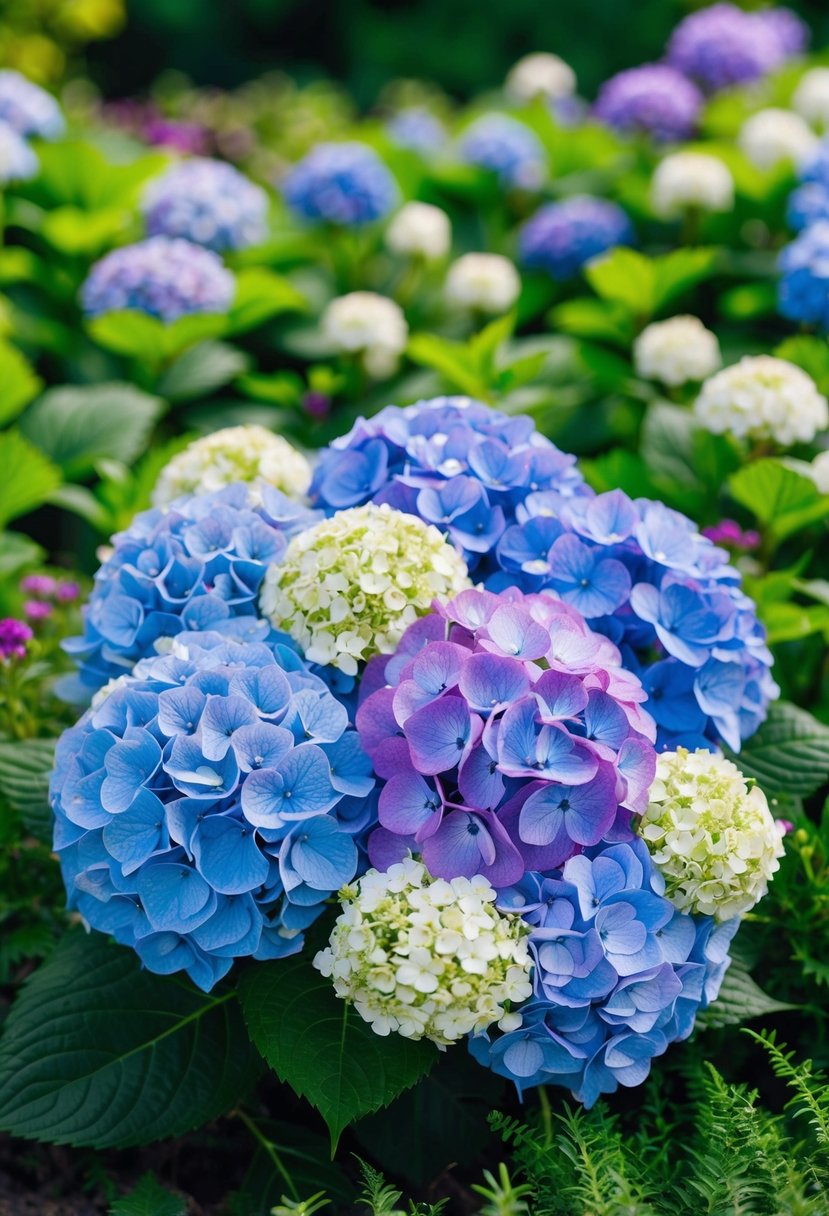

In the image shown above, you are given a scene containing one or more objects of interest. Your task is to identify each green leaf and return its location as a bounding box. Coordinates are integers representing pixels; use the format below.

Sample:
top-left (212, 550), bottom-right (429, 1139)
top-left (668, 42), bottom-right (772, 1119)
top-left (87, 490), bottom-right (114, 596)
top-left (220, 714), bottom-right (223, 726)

top-left (226, 267), bottom-right (306, 335)
top-left (0, 738), bottom-right (55, 840)
top-left (158, 340), bottom-right (251, 403)
top-left (726, 702), bottom-right (829, 798)
top-left (697, 952), bottom-right (796, 1030)
top-left (230, 1120), bottom-right (353, 1215)
top-left (0, 340), bottom-right (42, 425)
top-left (407, 333), bottom-right (487, 399)
top-left (109, 1174), bottom-right (186, 1216)
top-left (728, 459), bottom-right (829, 542)
top-left (774, 335), bottom-right (829, 398)
top-left (87, 311), bottom-right (168, 363)
top-left (762, 602), bottom-right (829, 645)
top-left (0, 430), bottom-right (61, 528)
top-left (30, 142), bottom-right (169, 211)
top-left (550, 297), bottom-right (635, 347)
top-left (239, 949), bottom-right (437, 1151)
top-left (41, 205), bottom-right (131, 256)
top-left (0, 930), bottom-right (261, 1148)
top-left (650, 247), bottom-right (720, 314)
top-left (20, 383), bottom-right (165, 479)
top-left (585, 248), bottom-right (656, 315)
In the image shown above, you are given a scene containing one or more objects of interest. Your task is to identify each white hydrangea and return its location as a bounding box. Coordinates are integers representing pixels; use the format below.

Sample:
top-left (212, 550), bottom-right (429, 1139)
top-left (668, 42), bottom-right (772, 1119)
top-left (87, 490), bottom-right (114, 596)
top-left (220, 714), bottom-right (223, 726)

top-left (809, 449), bottom-right (829, 494)
top-left (694, 355), bottom-right (829, 446)
top-left (385, 201), bottom-right (451, 260)
top-left (634, 315), bottom-right (722, 387)
top-left (792, 68), bottom-right (829, 129)
top-left (151, 425), bottom-right (312, 506)
top-left (445, 253), bottom-right (521, 314)
top-left (639, 748), bottom-right (785, 922)
top-left (651, 152), bottom-right (735, 218)
top-left (738, 108), bottom-right (819, 171)
top-left (259, 503), bottom-right (470, 675)
top-left (314, 858), bottom-right (533, 1045)
top-left (505, 52), bottom-right (577, 103)
top-left (322, 291), bottom-right (409, 379)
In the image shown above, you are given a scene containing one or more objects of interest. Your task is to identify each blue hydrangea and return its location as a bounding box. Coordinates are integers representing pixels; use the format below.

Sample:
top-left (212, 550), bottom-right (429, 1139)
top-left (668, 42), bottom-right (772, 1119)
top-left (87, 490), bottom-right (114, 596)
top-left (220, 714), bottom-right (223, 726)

top-left (594, 65), bottom-right (703, 143)
top-left (0, 69), bottom-right (64, 139)
top-left (64, 484), bottom-right (319, 695)
top-left (519, 196), bottom-right (634, 280)
top-left (800, 141), bottom-right (829, 187)
top-left (787, 182), bottom-right (829, 231)
top-left (0, 119), bottom-right (38, 185)
top-left (386, 107), bottom-right (447, 154)
top-left (51, 629), bottom-right (375, 992)
top-left (281, 142), bottom-right (398, 226)
top-left (142, 158), bottom-right (269, 252)
top-left (469, 838), bottom-right (739, 1105)
top-left (81, 237), bottom-right (236, 321)
top-left (778, 221), bottom-right (829, 330)
top-left (458, 114), bottom-right (547, 190)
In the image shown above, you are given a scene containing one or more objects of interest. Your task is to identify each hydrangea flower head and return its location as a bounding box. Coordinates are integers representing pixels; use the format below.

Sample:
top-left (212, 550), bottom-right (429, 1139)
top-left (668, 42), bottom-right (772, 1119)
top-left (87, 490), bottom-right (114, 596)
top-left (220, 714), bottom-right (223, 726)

top-left (738, 109), bottom-right (818, 171)
top-left (386, 108), bottom-right (447, 154)
top-left (152, 426), bottom-right (312, 506)
top-left (64, 483), bottom-right (318, 694)
top-left (667, 4), bottom-right (788, 91)
top-left (260, 503), bottom-right (471, 675)
top-left (594, 65), bottom-right (702, 143)
top-left (322, 292), bottom-right (409, 379)
top-left (0, 119), bottom-right (38, 184)
top-left (81, 237), bottom-right (235, 322)
top-left (51, 629), bottom-right (372, 991)
top-left (505, 53), bottom-right (577, 104)
top-left (386, 201), bottom-right (451, 260)
top-left (458, 114), bottom-right (547, 189)
top-left (0, 70), bottom-right (64, 139)
top-left (639, 748), bottom-right (784, 921)
top-left (314, 858), bottom-right (533, 1044)
top-left (142, 157), bottom-right (269, 252)
top-left (634, 316), bottom-right (721, 387)
top-left (754, 7), bottom-right (809, 55)
top-left (651, 152), bottom-right (734, 218)
top-left (281, 142), bottom-right (398, 226)
top-left (445, 253), bottom-right (521, 314)
top-left (786, 181), bottom-right (829, 231)
top-left (793, 68), bottom-right (829, 129)
top-left (778, 222), bottom-right (829, 332)
top-left (695, 354), bottom-right (829, 444)
top-left (519, 197), bottom-right (633, 280)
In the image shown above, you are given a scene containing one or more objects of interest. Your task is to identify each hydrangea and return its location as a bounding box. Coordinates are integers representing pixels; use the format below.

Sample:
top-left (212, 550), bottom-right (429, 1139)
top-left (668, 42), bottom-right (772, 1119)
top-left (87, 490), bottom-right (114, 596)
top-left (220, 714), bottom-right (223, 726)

top-left (786, 181), bottom-right (829, 231)
top-left (505, 54), bottom-right (577, 104)
top-left (321, 292), bottom-right (409, 379)
top-left (142, 157), bottom-right (269, 252)
top-left (152, 426), bottom-right (312, 506)
top-left (445, 253), bottom-right (521, 314)
top-left (633, 316), bottom-right (722, 387)
top-left (800, 141), bottom-right (829, 186)
top-left (0, 70), bottom-right (64, 139)
top-left (260, 503), bottom-right (471, 676)
top-left (594, 65), bottom-right (702, 143)
top-left (793, 68), bottom-right (829, 129)
top-left (779, 222), bottom-right (829, 332)
top-left (738, 109), bottom-right (818, 172)
top-left (519, 197), bottom-right (633, 280)
top-left (358, 587), bottom-right (656, 886)
top-left (639, 748), bottom-right (784, 921)
top-left (385, 201), bottom-right (451, 260)
top-left (386, 108), bottom-right (447, 155)
top-left (651, 152), bottom-right (734, 218)
top-left (458, 114), bottom-right (547, 189)
top-left (0, 119), bottom-right (38, 184)
top-left (667, 4), bottom-right (789, 91)
top-left (81, 237), bottom-right (235, 322)
top-left (694, 355), bottom-right (829, 445)
top-left (754, 7), bottom-right (809, 55)
top-left (314, 858), bottom-right (533, 1044)
top-left (51, 629), bottom-right (373, 992)
top-left (281, 142), bottom-right (398, 226)
top-left (64, 483), bottom-right (318, 694)
top-left (470, 838), bottom-right (739, 1104)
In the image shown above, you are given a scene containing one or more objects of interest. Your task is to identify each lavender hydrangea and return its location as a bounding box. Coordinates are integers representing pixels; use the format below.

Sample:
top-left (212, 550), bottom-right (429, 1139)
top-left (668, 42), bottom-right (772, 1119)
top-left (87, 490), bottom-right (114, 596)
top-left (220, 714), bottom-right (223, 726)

top-left (667, 4), bottom-right (789, 91)
top-left (519, 197), bottom-right (634, 280)
top-left (469, 838), bottom-right (739, 1105)
top-left (357, 587), bottom-right (657, 887)
top-left (81, 237), bottom-right (235, 322)
top-left (594, 65), bottom-right (703, 143)
top-left (458, 114), bottom-right (547, 190)
top-left (0, 119), bottom-right (38, 185)
top-left (281, 142), bottom-right (398, 226)
top-left (386, 108), bottom-right (447, 155)
top-left (786, 182), bottom-right (829, 231)
top-left (51, 629), bottom-right (374, 992)
top-left (778, 221), bottom-right (829, 330)
top-left (0, 70), bottom-right (64, 139)
top-left (754, 6), bottom-right (809, 55)
top-left (142, 158), bottom-right (269, 252)
top-left (64, 483), bottom-right (318, 695)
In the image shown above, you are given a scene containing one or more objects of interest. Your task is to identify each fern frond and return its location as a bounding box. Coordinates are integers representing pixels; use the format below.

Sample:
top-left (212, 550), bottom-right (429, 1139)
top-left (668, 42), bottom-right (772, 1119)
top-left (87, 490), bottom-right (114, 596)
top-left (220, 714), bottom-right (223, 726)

top-left (746, 1029), bottom-right (829, 1154)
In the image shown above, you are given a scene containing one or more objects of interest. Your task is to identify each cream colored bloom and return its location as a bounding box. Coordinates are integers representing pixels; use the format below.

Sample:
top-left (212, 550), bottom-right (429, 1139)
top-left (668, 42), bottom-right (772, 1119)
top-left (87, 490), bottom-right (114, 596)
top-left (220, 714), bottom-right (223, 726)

top-left (651, 152), bottom-right (734, 218)
top-left (445, 253), bottom-right (520, 314)
top-left (738, 108), bottom-right (818, 170)
top-left (386, 201), bottom-right (451, 260)
top-left (634, 316), bottom-right (722, 387)
top-left (695, 355), bottom-right (829, 446)
top-left (505, 53), bottom-right (576, 103)
top-left (152, 425), bottom-right (311, 505)
top-left (322, 291), bottom-right (408, 379)
top-left (792, 68), bottom-right (829, 129)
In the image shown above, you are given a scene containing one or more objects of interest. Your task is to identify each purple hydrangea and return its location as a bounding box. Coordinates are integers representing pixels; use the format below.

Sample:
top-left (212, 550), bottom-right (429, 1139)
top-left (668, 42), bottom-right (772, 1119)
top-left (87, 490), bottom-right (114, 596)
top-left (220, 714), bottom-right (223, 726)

top-left (787, 181), bottom-right (829, 231)
top-left (386, 107), bottom-right (447, 154)
top-left (458, 114), bottom-right (547, 189)
top-left (778, 220), bottom-right (829, 330)
top-left (63, 483), bottom-right (319, 696)
top-left (51, 629), bottom-right (375, 992)
top-left (594, 65), bottom-right (703, 142)
top-left (0, 119), bottom-right (38, 185)
top-left (667, 4), bottom-right (790, 91)
top-left (0, 69), bottom-right (64, 139)
top-left (142, 158), bottom-right (269, 252)
top-left (470, 838), bottom-right (739, 1104)
top-left (754, 6), bottom-right (809, 55)
top-left (281, 142), bottom-right (398, 226)
top-left (519, 196), bottom-right (634, 280)
top-left (81, 237), bottom-right (235, 322)
top-left (357, 587), bottom-right (657, 888)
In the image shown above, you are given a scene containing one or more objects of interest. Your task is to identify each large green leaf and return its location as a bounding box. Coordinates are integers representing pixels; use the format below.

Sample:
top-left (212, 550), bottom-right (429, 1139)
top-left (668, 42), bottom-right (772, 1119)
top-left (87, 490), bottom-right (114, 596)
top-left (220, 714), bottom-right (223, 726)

top-left (0, 931), bottom-right (261, 1148)
top-left (0, 341), bottom-right (41, 425)
top-left (727, 702), bottom-right (829, 797)
top-left (239, 949), bottom-right (437, 1150)
top-left (158, 341), bottom-right (250, 403)
top-left (0, 738), bottom-right (55, 840)
top-left (729, 459), bottom-right (829, 542)
top-left (698, 952), bottom-right (796, 1030)
top-left (0, 430), bottom-right (61, 528)
top-left (109, 1175), bottom-right (186, 1216)
top-left (225, 267), bottom-right (306, 335)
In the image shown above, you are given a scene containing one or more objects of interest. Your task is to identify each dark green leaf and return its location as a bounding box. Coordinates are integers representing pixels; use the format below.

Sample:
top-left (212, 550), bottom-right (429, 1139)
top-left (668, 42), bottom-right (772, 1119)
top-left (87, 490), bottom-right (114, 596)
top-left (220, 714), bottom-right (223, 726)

top-left (0, 738), bottom-right (55, 839)
top-left (551, 297), bottom-right (635, 347)
top-left (697, 952), bottom-right (796, 1030)
top-left (0, 341), bottom-right (41, 425)
top-left (230, 1120), bottom-right (353, 1215)
top-left (726, 702), bottom-right (829, 797)
top-left (109, 1174), bottom-right (186, 1216)
top-left (226, 268), bottom-right (306, 335)
top-left (651, 247), bottom-right (720, 314)
top-left (158, 341), bottom-right (251, 403)
top-left (0, 430), bottom-right (61, 528)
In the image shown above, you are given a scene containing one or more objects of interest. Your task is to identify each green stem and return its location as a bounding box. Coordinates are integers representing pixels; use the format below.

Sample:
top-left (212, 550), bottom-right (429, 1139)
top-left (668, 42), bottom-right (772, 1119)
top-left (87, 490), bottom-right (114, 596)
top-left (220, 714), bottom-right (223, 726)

top-left (237, 1108), bottom-right (300, 1202)
top-left (537, 1085), bottom-right (553, 1148)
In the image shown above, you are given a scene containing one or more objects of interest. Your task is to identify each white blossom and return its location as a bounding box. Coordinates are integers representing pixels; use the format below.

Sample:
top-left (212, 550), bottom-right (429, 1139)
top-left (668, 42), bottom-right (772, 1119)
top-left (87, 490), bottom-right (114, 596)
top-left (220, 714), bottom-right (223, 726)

top-left (651, 151), bottom-right (734, 218)
top-left (322, 291), bottom-right (409, 378)
top-left (385, 201), bottom-right (451, 260)
top-left (738, 108), bottom-right (818, 170)
top-left (792, 68), bottom-right (829, 128)
top-left (634, 315), bottom-right (722, 387)
top-left (505, 53), bottom-right (577, 103)
top-left (152, 425), bottom-right (312, 505)
top-left (445, 253), bottom-right (521, 314)
top-left (694, 355), bottom-right (829, 446)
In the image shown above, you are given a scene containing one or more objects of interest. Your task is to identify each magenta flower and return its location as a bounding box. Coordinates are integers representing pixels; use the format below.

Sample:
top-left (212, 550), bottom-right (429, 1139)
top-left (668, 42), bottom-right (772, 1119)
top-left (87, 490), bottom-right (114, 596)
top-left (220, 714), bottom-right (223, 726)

top-left (23, 600), bottom-right (53, 621)
top-left (0, 617), bottom-right (33, 659)
top-left (20, 574), bottom-right (57, 597)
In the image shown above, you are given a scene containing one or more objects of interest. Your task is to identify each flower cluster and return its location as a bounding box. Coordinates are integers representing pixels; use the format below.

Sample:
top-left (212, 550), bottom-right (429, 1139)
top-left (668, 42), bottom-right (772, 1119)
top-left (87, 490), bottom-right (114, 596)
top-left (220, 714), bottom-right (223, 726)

top-left (81, 237), bottom-right (235, 321)
top-left (651, 152), bottom-right (734, 219)
top-left (667, 4), bottom-right (794, 91)
top-left (694, 355), bottom-right (829, 446)
top-left (386, 202), bottom-right (451, 260)
top-left (357, 587), bottom-right (656, 886)
top-left (458, 114), bottom-right (547, 190)
top-left (594, 65), bottom-right (702, 143)
top-left (633, 316), bottom-right (721, 387)
top-left (793, 68), bottom-right (829, 129)
top-left (639, 748), bottom-right (784, 921)
top-left (0, 120), bottom-right (38, 184)
top-left (519, 197), bottom-right (633, 280)
top-left (445, 253), bottom-right (521, 314)
top-left (314, 858), bottom-right (533, 1044)
top-left (281, 142), bottom-right (398, 226)
top-left (779, 222), bottom-right (829, 332)
top-left (20, 571), bottom-right (80, 622)
top-left (51, 629), bottom-right (373, 992)
top-left (65, 483), bottom-right (317, 694)
top-left (0, 617), bottom-right (32, 660)
top-left (787, 181), bottom-right (829, 231)
top-left (142, 157), bottom-right (269, 252)
top-left (152, 426), bottom-right (312, 506)
top-left (0, 70), bottom-right (64, 139)
top-left (260, 503), bottom-right (471, 675)
top-left (321, 291), bottom-right (409, 378)
top-left (386, 108), bottom-right (447, 155)
top-left (738, 109), bottom-right (817, 172)
top-left (470, 839), bottom-right (739, 1104)
top-left (505, 53), bottom-right (576, 104)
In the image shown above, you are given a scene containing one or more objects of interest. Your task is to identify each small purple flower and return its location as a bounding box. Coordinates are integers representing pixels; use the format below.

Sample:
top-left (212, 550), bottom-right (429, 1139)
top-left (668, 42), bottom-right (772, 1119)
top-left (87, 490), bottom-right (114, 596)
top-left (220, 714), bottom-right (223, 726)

top-left (594, 64), bottom-right (703, 142)
top-left (56, 580), bottom-right (81, 603)
top-left (82, 237), bottom-right (235, 322)
top-left (519, 197), bottom-right (633, 280)
top-left (24, 600), bottom-right (52, 621)
top-left (20, 574), bottom-right (58, 597)
top-left (0, 617), bottom-right (32, 659)
top-left (701, 520), bottom-right (761, 552)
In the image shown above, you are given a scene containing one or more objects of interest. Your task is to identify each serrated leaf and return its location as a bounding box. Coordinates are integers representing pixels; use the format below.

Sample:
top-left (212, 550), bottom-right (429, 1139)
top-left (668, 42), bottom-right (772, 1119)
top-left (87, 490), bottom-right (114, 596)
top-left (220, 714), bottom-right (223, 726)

top-left (108, 1174), bottom-right (186, 1216)
top-left (0, 430), bottom-right (61, 528)
top-left (729, 459), bottom-right (829, 541)
top-left (158, 340), bottom-right (251, 403)
top-left (0, 341), bottom-right (41, 425)
top-left (0, 738), bottom-right (55, 839)
top-left (698, 953), bottom-right (796, 1030)
top-left (0, 930), bottom-right (261, 1148)
top-left (726, 702), bottom-right (829, 797)
top-left (239, 950), bottom-right (437, 1150)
